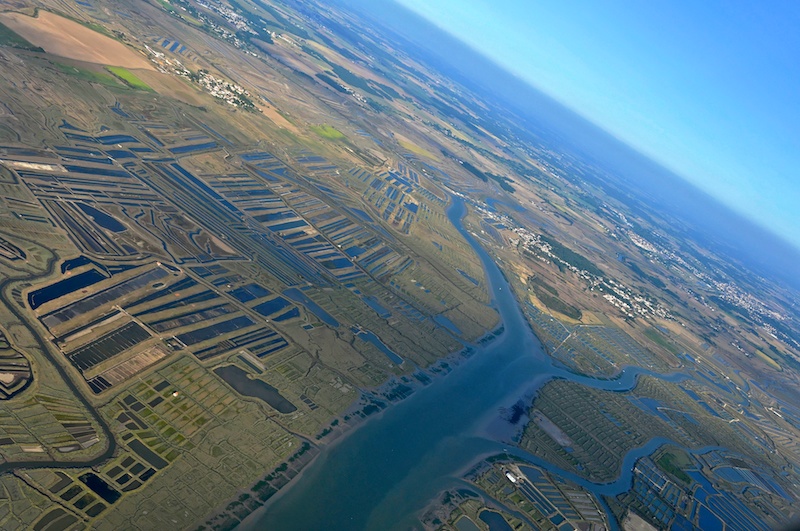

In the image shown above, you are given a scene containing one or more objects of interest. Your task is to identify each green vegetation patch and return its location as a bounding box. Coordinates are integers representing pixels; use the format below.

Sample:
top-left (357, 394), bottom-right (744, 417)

top-left (55, 62), bottom-right (120, 87)
top-left (656, 451), bottom-right (692, 484)
top-left (487, 172), bottom-right (515, 193)
top-left (310, 124), bottom-right (345, 140)
top-left (155, 0), bottom-right (175, 13)
top-left (315, 72), bottom-right (348, 93)
top-left (528, 275), bottom-right (558, 296)
top-left (301, 44), bottom-right (325, 61)
top-left (444, 155), bottom-right (515, 192)
top-left (327, 63), bottom-right (396, 100)
top-left (458, 159), bottom-right (488, 182)
top-left (259, 2), bottom-right (308, 38)
top-left (643, 327), bottom-right (679, 355)
top-left (755, 349), bottom-right (782, 371)
top-left (624, 259), bottom-right (666, 289)
top-left (541, 235), bottom-right (603, 277)
top-left (397, 138), bottom-right (438, 161)
top-left (709, 295), bottom-right (751, 321)
top-left (535, 291), bottom-right (581, 320)
top-left (528, 275), bottom-right (581, 320)
top-left (765, 342), bottom-right (800, 372)
top-left (0, 21), bottom-right (44, 51)
top-left (106, 66), bottom-right (152, 91)
top-left (228, 0), bottom-right (275, 43)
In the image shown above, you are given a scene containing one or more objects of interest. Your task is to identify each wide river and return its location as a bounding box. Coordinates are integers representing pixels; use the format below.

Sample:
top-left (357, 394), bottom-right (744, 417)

top-left (242, 197), bottom-right (686, 530)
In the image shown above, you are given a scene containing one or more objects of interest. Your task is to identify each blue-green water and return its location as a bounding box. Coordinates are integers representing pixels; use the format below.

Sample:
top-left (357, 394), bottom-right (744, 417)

top-left (242, 197), bottom-right (685, 530)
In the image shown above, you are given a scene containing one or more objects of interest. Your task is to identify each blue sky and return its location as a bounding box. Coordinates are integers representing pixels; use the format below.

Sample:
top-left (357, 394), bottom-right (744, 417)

top-left (395, 0), bottom-right (800, 248)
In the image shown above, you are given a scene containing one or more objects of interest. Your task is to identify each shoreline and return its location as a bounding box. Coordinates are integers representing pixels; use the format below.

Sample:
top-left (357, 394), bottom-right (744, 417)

top-left (200, 322), bottom-right (507, 530)
top-left (208, 196), bottom-right (692, 530)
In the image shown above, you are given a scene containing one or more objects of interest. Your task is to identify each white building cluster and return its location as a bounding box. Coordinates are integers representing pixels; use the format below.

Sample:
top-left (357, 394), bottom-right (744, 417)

top-left (144, 47), bottom-right (255, 109)
top-left (469, 197), bottom-right (669, 320)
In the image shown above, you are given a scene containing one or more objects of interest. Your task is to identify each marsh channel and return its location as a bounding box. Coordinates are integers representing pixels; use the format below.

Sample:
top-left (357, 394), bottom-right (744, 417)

top-left (242, 197), bottom-right (691, 530)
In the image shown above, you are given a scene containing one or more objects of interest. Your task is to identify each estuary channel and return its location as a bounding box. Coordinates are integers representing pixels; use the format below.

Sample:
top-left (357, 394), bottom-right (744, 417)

top-left (243, 197), bottom-right (692, 530)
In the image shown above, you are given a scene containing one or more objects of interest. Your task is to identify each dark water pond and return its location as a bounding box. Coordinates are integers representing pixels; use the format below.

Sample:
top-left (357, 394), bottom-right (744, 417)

top-left (28, 269), bottom-right (106, 309)
top-left (355, 329), bottom-right (403, 364)
top-left (284, 288), bottom-right (340, 327)
top-left (214, 365), bottom-right (296, 414)
top-left (479, 510), bottom-right (513, 531)
top-left (77, 202), bottom-right (126, 232)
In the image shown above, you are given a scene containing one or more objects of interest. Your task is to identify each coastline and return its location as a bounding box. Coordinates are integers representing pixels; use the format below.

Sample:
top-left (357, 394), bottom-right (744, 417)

top-left (202, 196), bottom-right (512, 529)
top-left (200, 324), bottom-right (506, 530)
top-left (229, 196), bottom-right (536, 530)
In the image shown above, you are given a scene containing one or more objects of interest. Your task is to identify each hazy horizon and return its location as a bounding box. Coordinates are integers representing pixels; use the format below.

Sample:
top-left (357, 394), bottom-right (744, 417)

top-left (392, 0), bottom-right (800, 253)
top-left (332, 0), bottom-right (800, 290)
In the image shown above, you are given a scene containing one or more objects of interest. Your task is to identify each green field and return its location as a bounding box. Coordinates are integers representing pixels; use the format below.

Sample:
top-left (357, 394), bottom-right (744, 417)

top-left (656, 451), bottom-right (692, 484)
top-left (397, 138), bottom-right (439, 161)
top-left (644, 327), bottom-right (679, 355)
top-left (311, 124), bottom-right (345, 140)
top-left (106, 66), bottom-right (153, 91)
top-left (0, 21), bottom-right (44, 51)
top-left (529, 276), bottom-right (582, 320)
top-left (56, 63), bottom-right (120, 87)
top-left (155, 0), bottom-right (176, 13)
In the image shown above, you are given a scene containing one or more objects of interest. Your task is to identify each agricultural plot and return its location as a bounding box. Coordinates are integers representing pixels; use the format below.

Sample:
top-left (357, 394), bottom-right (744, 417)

top-left (389, 263), bottom-right (497, 339)
top-left (462, 461), bottom-right (605, 530)
top-left (520, 377), bottom-right (788, 485)
top-left (87, 345), bottom-right (169, 394)
top-left (21, 355), bottom-right (303, 530)
top-left (152, 36), bottom-right (190, 56)
top-left (286, 283), bottom-right (459, 369)
top-left (0, 1), bottom-right (794, 529)
top-left (7, 140), bottom-right (360, 404)
top-left (553, 325), bottom-right (670, 376)
top-left (26, 257), bottom-right (291, 392)
top-left (173, 152), bottom-right (456, 361)
top-left (523, 301), bottom-right (669, 377)
top-left (240, 151), bottom-right (293, 178)
top-left (523, 302), bottom-right (571, 350)
top-left (513, 464), bottom-right (605, 528)
top-left (292, 151), bottom-right (341, 174)
top-left (0, 392), bottom-right (99, 457)
top-left (0, 11), bottom-right (153, 69)
top-left (193, 156), bottom-right (414, 285)
top-left (0, 328), bottom-right (31, 399)
top-left (145, 160), bottom-right (322, 287)
top-left (37, 266), bottom-right (170, 334)
top-left (0, 233), bottom-right (28, 261)
top-left (66, 321), bottom-right (151, 372)
top-left (105, 66), bottom-right (152, 91)
top-left (423, 494), bottom-right (526, 531)
top-left (310, 124), bottom-right (345, 140)
top-left (0, 12), bottom-right (510, 524)
top-left (0, 20), bottom-right (43, 51)
top-left (520, 380), bottom-right (666, 482)
top-left (137, 124), bottom-right (217, 154)
top-left (124, 272), bottom-right (289, 362)
top-left (347, 167), bottom-right (422, 234)
top-left (609, 449), bottom-right (792, 530)
top-left (12, 129), bottom-right (240, 264)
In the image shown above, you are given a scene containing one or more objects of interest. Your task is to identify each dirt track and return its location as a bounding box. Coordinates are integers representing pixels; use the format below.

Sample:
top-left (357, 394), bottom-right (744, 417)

top-left (0, 10), bottom-right (154, 69)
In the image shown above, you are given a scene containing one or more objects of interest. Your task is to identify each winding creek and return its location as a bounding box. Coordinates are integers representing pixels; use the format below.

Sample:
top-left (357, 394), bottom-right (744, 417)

top-left (241, 197), bottom-right (705, 530)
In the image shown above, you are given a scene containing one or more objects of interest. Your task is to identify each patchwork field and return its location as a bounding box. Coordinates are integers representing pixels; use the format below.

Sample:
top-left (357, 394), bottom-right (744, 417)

top-left (0, 0), bottom-right (796, 529)
top-left (0, 10), bottom-right (153, 69)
